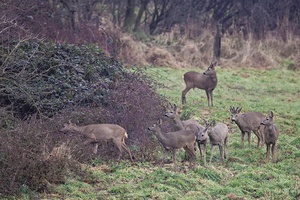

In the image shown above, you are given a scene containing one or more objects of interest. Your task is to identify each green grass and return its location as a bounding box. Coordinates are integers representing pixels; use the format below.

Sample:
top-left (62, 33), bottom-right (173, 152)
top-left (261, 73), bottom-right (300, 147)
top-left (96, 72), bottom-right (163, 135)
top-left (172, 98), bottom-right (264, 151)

top-left (41, 67), bottom-right (299, 200)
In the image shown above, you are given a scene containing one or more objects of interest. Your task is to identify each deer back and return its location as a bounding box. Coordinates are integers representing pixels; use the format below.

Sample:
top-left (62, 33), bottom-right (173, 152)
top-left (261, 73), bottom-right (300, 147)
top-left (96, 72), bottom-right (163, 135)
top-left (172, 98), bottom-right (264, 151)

top-left (208, 123), bottom-right (228, 144)
top-left (233, 112), bottom-right (265, 132)
top-left (183, 71), bottom-right (217, 90)
top-left (84, 124), bottom-right (127, 140)
top-left (183, 62), bottom-right (217, 90)
top-left (148, 123), bottom-right (195, 149)
top-left (61, 123), bottom-right (126, 141)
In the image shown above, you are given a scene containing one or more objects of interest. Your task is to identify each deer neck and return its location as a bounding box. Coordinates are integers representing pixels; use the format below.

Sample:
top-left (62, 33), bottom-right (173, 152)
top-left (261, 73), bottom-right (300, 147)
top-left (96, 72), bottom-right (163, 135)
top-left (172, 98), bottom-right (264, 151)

top-left (72, 125), bottom-right (88, 136)
top-left (210, 73), bottom-right (217, 82)
top-left (265, 123), bottom-right (276, 135)
top-left (153, 128), bottom-right (167, 141)
top-left (173, 116), bottom-right (185, 130)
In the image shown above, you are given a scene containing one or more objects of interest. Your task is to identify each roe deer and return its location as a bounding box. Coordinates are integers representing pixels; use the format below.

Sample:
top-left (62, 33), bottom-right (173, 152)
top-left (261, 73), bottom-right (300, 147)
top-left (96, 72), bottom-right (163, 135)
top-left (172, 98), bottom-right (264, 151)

top-left (60, 121), bottom-right (134, 162)
top-left (196, 119), bottom-right (228, 165)
top-left (148, 119), bottom-right (196, 170)
top-left (165, 104), bottom-right (206, 164)
top-left (230, 106), bottom-right (265, 148)
top-left (261, 111), bottom-right (279, 163)
top-left (182, 62), bottom-right (218, 106)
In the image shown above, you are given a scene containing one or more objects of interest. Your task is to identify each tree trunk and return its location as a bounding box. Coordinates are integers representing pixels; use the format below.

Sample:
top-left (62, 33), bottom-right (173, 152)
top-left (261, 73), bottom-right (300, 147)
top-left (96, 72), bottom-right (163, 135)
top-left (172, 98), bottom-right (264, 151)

top-left (123, 0), bottom-right (136, 32)
top-left (133, 0), bottom-right (149, 32)
top-left (213, 23), bottom-right (222, 63)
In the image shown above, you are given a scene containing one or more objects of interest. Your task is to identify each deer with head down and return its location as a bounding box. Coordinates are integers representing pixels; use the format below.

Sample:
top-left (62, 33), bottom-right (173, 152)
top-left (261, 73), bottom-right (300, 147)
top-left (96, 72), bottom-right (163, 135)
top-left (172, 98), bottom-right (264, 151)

top-left (60, 121), bottom-right (134, 162)
top-left (230, 106), bottom-right (265, 148)
top-left (261, 111), bottom-right (279, 163)
top-left (165, 104), bottom-right (206, 165)
top-left (182, 62), bottom-right (218, 106)
top-left (148, 119), bottom-right (196, 170)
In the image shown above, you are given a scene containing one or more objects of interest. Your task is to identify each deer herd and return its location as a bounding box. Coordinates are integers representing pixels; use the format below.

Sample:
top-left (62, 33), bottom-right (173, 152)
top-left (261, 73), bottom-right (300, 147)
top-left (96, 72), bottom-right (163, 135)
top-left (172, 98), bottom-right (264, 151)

top-left (60, 62), bottom-right (279, 170)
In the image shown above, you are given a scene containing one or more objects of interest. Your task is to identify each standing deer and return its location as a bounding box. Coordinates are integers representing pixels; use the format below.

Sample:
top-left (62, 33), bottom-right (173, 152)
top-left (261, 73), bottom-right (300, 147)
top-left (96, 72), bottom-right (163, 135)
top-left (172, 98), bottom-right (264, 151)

top-left (148, 119), bottom-right (196, 170)
top-left (261, 111), bottom-right (279, 163)
top-left (196, 119), bottom-right (228, 165)
top-left (182, 62), bottom-right (218, 106)
top-left (165, 104), bottom-right (206, 165)
top-left (60, 121), bottom-right (134, 162)
top-left (230, 106), bottom-right (265, 148)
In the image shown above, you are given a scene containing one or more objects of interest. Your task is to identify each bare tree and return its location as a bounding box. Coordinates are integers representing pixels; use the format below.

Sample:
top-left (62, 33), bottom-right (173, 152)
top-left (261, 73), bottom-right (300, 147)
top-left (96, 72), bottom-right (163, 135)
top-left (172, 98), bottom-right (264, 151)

top-left (123, 0), bottom-right (136, 32)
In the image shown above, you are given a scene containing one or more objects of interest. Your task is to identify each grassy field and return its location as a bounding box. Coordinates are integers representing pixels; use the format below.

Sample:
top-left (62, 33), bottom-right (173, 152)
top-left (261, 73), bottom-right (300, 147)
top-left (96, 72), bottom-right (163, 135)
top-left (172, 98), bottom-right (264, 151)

top-left (40, 67), bottom-right (300, 200)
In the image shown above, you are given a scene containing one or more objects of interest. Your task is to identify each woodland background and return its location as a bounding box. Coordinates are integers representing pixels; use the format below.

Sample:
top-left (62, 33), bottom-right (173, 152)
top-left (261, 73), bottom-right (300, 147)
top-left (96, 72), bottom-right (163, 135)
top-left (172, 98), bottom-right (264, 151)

top-left (0, 0), bottom-right (300, 198)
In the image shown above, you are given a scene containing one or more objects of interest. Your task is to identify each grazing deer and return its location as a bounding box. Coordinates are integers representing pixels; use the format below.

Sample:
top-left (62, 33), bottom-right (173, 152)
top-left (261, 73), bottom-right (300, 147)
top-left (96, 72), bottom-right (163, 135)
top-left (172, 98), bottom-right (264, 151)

top-left (148, 119), bottom-right (196, 170)
top-left (197, 119), bottom-right (228, 165)
top-left (230, 106), bottom-right (265, 148)
top-left (60, 121), bottom-right (134, 162)
top-left (165, 104), bottom-right (206, 164)
top-left (261, 111), bottom-right (279, 163)
top-left (182, 62), bottom-right (218, 106)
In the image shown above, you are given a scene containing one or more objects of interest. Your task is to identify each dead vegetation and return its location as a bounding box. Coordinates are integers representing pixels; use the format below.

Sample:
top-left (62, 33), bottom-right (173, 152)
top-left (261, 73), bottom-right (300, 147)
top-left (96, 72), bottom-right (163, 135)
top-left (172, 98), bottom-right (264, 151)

top-left (116, 26), bottom-right (300, 70)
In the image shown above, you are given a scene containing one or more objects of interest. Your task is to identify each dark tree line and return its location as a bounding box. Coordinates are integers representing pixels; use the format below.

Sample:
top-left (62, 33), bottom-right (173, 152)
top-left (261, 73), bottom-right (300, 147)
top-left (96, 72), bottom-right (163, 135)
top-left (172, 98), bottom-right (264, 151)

top-left (1, 0), bottom-right (300, 44)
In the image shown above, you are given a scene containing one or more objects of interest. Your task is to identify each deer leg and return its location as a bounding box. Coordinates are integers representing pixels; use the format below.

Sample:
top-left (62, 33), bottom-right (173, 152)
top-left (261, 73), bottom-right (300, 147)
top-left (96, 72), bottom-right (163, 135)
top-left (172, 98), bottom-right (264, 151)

top-left (205, 90), bottom-right (210, 107)
top-left (218, 145), bottom-right (224, 163)
top-left (83, 139), bottom-right (94, 146)
top-left (172, 149), bottom-right (177, 170)
top-left (271, 143), bottom-right (276, 163)
top-left (241, 132), bottom-right (245, 148)
top-left (93, 143), bottom-right (99, 154)
top-left (260, 128), bottom-right (265, 147)
top-left (185, 146), bottom-right (196, 168)
top-left (209, 145), bottom-right (216, 165)
top-left (122, 143), bottom-right (134, 162)
top-left (182, 87), bottom-right (191, 105)
top-left (253, 130), bottom-right (260, 148)
top-left (224, 137), bottom-right (227, 159)
top-left (203, 143), bottom-right (207, 167)
top-left (247, 132), bottom-right (251, 148)
top-left (160, 150), bottom-right (169, 167)
top-left (113, 140), bottom-right (123, 160)
top-left (209, 90), bottom-right (214, 107)
top-left (266, 143), bottom-right (271, 162)
top-left (197, 141), bottom-right (203, 158)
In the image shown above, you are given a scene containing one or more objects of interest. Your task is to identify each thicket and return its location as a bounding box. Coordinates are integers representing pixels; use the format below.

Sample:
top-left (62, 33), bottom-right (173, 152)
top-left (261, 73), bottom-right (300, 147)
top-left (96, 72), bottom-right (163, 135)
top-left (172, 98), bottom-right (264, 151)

top-left (0, 41), bottom-right (172, 196)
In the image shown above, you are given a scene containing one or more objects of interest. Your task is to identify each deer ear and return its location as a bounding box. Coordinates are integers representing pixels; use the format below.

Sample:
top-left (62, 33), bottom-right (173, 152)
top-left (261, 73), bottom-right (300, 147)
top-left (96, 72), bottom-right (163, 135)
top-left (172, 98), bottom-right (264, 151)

top-left (173, 104), bottom-right (177, 111)
top-left (178, 107), bottom-right (183, 114)
top-left (238, 107), bottom-right (242, 113)
top-left (269, 111), bottom-right (274, 118)
top-left (211, 120), bottom-right (216, 126)
top-left (158, 119), bottom-right (162, 125)
top-left (203, 119), bottom-right (208, 126)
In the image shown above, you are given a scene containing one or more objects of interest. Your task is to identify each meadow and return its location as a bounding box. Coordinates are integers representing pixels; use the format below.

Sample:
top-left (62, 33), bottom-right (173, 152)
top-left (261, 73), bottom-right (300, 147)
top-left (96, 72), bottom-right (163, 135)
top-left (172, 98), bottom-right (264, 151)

top-left (40, 66), bottom-right (300, 200)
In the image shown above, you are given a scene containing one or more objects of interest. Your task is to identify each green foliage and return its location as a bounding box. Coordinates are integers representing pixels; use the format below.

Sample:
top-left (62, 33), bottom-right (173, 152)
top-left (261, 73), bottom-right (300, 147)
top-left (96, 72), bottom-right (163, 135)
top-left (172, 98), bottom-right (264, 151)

top-left (0, 41), bottom-right (124, 118)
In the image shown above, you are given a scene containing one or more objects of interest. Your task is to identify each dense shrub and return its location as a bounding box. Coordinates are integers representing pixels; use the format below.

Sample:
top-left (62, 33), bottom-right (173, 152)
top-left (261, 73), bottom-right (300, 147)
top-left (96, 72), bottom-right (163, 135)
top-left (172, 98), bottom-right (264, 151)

top-left (0, 41), bottom-right (173, 196)
top-left (0, 115), bottom-right (82, 195)
top-left (0, 41), bottom-right (125, 118)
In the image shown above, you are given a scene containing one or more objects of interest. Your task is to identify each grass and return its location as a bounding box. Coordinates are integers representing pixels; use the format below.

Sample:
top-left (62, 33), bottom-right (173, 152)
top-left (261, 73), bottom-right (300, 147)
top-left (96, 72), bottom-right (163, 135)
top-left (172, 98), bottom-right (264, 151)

top-left (37, 66), bottom-right (300, 200)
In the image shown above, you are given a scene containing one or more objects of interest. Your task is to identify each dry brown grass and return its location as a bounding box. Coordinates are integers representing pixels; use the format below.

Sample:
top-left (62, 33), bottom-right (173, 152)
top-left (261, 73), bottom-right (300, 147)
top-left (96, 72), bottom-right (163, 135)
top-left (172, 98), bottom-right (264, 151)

top-left (117, 27), bottom-right (300, 70)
